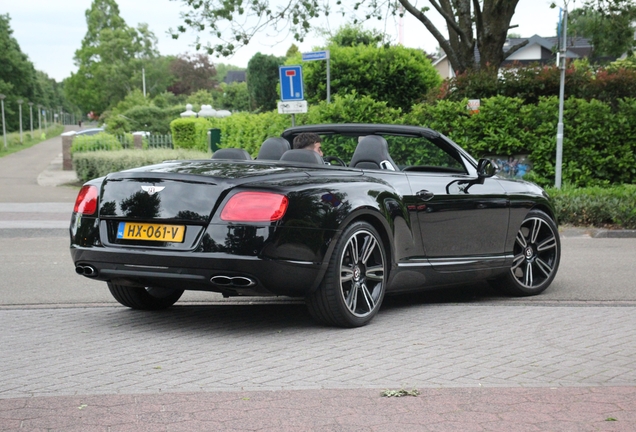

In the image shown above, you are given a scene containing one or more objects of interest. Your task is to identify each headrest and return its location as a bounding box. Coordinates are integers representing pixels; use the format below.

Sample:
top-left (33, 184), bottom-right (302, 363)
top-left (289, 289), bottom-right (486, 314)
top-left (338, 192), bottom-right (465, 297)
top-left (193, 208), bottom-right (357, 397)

top-left (257, 137), bottom-right (291, 160)
top-left (349, 135), bottom-right (398, 171)
top-left (279, 149), bottom-right (325, 165)
top-left (211, 148), bottom-right (252, 160)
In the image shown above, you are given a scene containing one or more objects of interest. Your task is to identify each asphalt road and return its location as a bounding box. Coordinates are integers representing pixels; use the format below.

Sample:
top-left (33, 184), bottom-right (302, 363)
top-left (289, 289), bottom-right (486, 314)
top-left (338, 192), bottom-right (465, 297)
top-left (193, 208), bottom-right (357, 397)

top-left (1, 227), bottom-right (635, 307)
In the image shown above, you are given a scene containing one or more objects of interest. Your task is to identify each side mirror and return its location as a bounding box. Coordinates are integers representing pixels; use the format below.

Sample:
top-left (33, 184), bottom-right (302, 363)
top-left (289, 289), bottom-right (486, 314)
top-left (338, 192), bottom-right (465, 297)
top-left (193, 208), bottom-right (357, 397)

top-left (477, 158), bottom-right (499, 178)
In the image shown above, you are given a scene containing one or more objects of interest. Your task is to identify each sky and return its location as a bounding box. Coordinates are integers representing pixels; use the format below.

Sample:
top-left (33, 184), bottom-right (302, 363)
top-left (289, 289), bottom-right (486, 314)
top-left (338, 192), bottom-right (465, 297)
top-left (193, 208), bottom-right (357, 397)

top-left (2, 0), bottom-right (563, 82)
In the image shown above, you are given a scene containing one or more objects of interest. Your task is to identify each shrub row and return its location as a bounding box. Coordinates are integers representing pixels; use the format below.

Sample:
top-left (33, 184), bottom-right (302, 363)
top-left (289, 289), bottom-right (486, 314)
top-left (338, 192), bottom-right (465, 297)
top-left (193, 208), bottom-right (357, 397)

top-left (73, 149), bottom-right (209, 183)
top-left (435, 64), bottom-right (636, 106)
top-left (71, 133), bottom-right (124, 153)
top-left (548, 184), bottom-right (636, 229)
top-left (171, 94), bottom-right (636, 187)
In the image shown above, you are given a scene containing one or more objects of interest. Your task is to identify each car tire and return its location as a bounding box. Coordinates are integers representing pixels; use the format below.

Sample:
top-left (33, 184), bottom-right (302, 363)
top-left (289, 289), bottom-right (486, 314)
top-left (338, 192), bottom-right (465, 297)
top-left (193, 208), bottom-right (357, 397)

top-left (490, 210), bottom-right (561, 296)
top-left (306, 221), bottom-right (387, 327)
top-left (107, 282), bottom-right (184, 310)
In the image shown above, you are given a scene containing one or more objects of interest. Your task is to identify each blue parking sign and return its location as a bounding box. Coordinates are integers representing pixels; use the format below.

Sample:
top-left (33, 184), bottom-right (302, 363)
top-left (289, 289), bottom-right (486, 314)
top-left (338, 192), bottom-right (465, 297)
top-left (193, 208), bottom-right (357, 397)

top-left (279, 66), bottom-right (304, 101)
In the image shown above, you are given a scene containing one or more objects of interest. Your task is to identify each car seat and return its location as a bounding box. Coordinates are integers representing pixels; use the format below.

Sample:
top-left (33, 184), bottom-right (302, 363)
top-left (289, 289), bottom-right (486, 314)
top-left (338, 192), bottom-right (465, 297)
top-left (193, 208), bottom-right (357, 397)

top-left (279, 149), bottom-right (325, 165)
top-left (349, 135), bottom-right (398, 170)
top-left (257, 137), bottom-right (291, 160)
top-left (211, 148), bottom-right (252, 160)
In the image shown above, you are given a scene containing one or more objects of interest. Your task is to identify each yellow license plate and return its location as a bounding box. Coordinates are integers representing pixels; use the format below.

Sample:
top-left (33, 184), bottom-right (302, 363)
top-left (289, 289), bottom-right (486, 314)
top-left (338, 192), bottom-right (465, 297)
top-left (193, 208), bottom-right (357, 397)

top-left (117, 222), bottom-right (185, 242)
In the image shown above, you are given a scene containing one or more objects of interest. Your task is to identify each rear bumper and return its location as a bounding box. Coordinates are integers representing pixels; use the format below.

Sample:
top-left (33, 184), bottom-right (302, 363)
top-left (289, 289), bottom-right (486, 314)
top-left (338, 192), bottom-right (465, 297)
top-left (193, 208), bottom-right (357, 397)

top-left (71, 246), bottom-right (323, 297)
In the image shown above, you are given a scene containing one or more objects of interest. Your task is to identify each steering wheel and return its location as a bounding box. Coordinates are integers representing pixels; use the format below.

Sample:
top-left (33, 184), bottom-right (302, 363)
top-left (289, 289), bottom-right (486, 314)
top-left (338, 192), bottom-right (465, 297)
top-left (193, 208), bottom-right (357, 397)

top-left (323, 155), bottom-right (347, 167)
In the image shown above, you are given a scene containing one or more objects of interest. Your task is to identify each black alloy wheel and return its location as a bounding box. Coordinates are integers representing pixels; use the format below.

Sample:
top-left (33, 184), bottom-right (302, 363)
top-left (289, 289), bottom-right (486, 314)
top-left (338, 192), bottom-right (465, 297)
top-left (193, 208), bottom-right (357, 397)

top-left (108, 282), bottom-right (184, 310)
top-left (491, 210), bottom-right (561, 296)
top-left (307, 221), bottom-right (387, 327)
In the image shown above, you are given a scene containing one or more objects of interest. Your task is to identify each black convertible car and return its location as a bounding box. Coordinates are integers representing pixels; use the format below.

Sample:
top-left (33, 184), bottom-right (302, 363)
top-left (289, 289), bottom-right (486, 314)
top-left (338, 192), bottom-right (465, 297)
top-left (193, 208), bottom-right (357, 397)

top-left (70, 124), bottom-right (561, 327)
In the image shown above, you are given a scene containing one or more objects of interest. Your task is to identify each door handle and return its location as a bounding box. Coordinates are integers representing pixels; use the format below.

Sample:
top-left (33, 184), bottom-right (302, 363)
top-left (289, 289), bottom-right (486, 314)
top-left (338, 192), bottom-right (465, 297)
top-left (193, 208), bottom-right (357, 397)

top-left (417, 190), bottom-right (434, 201)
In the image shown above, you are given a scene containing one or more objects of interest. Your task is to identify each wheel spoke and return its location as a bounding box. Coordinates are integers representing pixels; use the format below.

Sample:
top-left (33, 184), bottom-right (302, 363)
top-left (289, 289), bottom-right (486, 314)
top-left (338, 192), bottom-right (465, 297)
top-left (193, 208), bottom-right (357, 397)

top-left (516, 230), bottom-right (528, 248)
top-left (524, 262), bottom-right (534, 286)
top-left (511, 254), bottom-right (525, 271)
top-left (360, 282), bottom-right (375, 312)
top-left (366, 265), bottom-right (384, 281)
top-left (348, 236), bottom-right (359, 264)
top-left (535, 257), bottom-right (553, 278)
top-left (360, 235), bottom-right (377, 265)
top-left (530, 219), bottom-right (543, 244)
top-left (345, 285), bottom-right (358, 311)
top-left (537, 235), bottom-right (557, 252)
top-left (340, 267), bottom-right (354, 283)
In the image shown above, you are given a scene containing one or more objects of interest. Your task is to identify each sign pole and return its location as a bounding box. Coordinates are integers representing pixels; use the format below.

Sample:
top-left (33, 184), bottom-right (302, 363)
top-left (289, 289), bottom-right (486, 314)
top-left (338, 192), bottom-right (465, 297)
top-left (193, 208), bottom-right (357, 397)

top-left (326, 57), bottom-right (331, 104)
top-left (302, 50), bottom-right (330, 104)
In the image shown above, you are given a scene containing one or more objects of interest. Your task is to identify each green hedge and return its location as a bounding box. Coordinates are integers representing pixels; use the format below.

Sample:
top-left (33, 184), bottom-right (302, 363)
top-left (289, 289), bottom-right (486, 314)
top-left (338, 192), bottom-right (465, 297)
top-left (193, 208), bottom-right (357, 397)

top-left (170, 118), bottom-right (211, 152)
top-left (206, 111), bottom-right (292, 156)
top-left (71, 132), bottom-right (124, 153)
top-left (548, 185), bottom-right (636, 229)
top-left (435, 64), bottom-right (636, 105)
top-left (168, 94), bottom-right (636, 187)
top-left (73, 149), bottom-right (209, 183)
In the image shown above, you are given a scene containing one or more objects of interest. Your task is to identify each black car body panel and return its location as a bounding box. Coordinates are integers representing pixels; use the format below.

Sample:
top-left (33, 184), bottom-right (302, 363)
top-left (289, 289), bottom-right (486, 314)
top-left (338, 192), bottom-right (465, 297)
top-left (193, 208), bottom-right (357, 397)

top-left (70, 124), bottom-right (559, 325)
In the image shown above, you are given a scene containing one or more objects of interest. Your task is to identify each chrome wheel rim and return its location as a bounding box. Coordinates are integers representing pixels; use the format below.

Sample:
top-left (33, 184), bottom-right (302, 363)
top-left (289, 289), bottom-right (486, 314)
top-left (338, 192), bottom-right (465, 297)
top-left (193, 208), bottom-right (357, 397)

top-left (511, 217), bottom-right (559, 289)
top-left (339, 229), bottom-right (386, 317)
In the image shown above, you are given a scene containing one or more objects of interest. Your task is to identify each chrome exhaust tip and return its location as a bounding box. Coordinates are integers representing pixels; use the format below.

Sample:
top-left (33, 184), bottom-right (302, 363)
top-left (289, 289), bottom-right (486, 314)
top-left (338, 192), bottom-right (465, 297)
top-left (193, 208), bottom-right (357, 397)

top-left (210, 275), bottom-right (256, 287)
top-left (75, 265), bottom-right (98, 278)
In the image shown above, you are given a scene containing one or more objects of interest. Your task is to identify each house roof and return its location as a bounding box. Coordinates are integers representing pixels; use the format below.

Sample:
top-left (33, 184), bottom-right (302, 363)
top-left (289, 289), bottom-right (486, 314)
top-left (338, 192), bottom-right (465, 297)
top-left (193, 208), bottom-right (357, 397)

top-left (223, 70), bottom-right (246, 84)
top-left (433, 34), bottom-right (591, 65)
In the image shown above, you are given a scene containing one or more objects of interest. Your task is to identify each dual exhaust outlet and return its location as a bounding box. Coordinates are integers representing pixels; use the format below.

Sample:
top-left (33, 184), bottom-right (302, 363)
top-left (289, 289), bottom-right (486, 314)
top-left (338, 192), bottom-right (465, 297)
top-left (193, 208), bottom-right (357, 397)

top-left (210, 275), bottom-right (256, 288)
top-left (75, 265), bottom-right (98, 277)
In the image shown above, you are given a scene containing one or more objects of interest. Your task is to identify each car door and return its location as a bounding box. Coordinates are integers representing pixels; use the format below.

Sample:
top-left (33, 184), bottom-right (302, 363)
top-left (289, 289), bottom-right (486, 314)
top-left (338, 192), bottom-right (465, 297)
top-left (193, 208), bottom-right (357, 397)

top-left (388, 135), bottom-right (509, 271)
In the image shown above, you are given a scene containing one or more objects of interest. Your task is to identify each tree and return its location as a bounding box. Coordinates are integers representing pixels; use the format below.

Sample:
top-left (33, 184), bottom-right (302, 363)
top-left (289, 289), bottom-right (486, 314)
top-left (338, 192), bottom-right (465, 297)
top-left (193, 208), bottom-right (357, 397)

top-left (246, 53), bottom-right (284, 111)
top-left (168, 53), bottom-right (218, 95)
top-left (65, 0), bottom-right (160, 115)
top-left (171, 0), bottom-right (529, 74)
top-left (215, 82), bottom-right (250, 111)
top-left (294, 40), bottom-right (441, 109)
top-left (285, 44), bottom-right (300, 58)
top-left (324, 24), bottom-right (386, 47)
top-left (568, 3), bottom-right (635, 57)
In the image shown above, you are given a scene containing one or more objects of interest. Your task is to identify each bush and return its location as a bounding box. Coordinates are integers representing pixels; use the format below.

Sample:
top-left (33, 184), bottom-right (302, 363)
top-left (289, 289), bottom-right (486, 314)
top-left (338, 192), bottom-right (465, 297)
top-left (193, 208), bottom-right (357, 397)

top-left (548, 184), bottom-right (636, 229)
top-left (71, 133), bottom-right (123, 153)
top-left (163, 94), bottom-right (636, 187)
top-left (119, 105), bottom-right (171, 134)
top-left (435, 63), bottom-right (636, 105)
top-left (170, 117), bottom-right (211, 152)
top-left (291, 44), bottom-right (441, 110)
top-left (207, 111), bottom-right (291, 156)
top-left (73, 148), bottom-right (210, 182)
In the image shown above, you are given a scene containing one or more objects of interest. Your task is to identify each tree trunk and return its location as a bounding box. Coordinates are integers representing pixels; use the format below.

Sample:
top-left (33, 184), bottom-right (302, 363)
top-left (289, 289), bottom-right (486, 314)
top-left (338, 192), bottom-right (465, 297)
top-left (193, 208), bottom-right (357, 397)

top-left (476, 0), bottom-right (521, 70)
top-left (399, 0), bottom-right (524, 75)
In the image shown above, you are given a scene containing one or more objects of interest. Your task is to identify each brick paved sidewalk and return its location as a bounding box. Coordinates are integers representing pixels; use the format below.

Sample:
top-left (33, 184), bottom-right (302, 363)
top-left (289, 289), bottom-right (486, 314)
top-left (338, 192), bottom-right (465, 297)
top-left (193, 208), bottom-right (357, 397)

top-left (2, 303), bottom-right (636, 430)
top-left (2, 387), bottom-right (635, 431)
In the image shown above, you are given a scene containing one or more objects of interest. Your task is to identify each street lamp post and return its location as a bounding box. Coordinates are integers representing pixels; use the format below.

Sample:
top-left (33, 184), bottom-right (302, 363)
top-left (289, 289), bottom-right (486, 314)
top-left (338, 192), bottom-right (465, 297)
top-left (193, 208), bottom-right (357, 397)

top-left (28, 102), bottom-right (34, 136)
top-left (17, 99), bottom-right (24, 143)
top-left (555, 8), bottom-right (568, 189)
top-left (37, 105), bottom-right (42, 134)
top-left (0, 94), bottom-right (6, 150)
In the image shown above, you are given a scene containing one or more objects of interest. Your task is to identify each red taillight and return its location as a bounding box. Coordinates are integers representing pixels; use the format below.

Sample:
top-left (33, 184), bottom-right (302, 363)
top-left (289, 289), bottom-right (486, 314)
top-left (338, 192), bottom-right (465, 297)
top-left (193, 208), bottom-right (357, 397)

top-left (220, 192), bottom-right (289, 222)
top-left (73, 185), bottom-right (98, 215)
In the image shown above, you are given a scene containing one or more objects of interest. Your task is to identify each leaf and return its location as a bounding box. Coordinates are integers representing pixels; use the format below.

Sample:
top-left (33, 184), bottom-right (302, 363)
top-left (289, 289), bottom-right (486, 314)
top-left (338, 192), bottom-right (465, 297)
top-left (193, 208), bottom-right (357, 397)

top-left (381, 388), bottom-right (420, 397)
